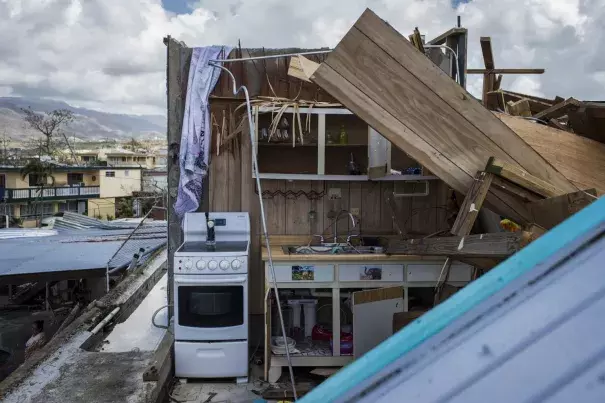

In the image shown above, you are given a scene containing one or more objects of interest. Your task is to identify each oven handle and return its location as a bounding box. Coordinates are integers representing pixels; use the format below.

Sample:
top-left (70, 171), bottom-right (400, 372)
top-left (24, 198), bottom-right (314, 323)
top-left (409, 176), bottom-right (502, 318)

top-left (175, 276), bottom-right (247, 285)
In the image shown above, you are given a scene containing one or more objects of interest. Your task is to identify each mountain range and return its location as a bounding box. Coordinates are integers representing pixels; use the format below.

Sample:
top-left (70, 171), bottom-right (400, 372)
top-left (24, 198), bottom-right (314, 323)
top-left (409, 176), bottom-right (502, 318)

top-left (0, 97), bottom-right (166, 142)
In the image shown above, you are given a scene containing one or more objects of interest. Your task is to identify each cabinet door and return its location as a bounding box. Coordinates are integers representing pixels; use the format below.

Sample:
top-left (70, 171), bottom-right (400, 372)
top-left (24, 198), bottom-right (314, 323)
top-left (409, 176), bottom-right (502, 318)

top-left (339, 264), bottom-right (404, 282)
top-left (267, 264), bottom-right (334, 282)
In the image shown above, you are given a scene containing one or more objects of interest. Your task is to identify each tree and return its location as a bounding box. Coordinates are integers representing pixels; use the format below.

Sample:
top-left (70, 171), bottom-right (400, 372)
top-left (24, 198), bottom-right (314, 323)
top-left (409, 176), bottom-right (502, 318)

top-left (20, 160), bottom-right (55, 227)
top-left (21, 108), bottom-right (76, 161)
top-left (125, 137), bottom-right (142, 151)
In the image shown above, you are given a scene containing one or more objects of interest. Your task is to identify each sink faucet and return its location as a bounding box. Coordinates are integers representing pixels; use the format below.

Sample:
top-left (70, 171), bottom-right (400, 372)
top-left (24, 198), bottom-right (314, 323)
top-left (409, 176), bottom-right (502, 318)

top-left (333, 210), bottom-right (357, 244)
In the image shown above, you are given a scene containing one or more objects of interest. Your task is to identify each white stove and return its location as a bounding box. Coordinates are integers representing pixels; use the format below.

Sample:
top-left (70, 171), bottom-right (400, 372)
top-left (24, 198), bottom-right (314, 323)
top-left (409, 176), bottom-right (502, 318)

top-left (174, 212), bottom-right (250, 382)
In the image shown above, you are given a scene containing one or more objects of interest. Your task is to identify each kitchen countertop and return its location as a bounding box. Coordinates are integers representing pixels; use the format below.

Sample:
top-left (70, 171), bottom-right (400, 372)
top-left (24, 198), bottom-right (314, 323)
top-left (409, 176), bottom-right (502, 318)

top-left (260, 235), bottom-right (448, 262)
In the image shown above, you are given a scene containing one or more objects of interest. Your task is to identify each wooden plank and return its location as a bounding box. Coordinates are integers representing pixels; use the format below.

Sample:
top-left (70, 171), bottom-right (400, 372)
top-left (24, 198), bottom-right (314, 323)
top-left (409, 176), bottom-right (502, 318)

top-left (310, 181), bottom-right (325, 237)
top-left (209, 149), bottom-right (229, 210)
top-left (486, 157), bottom-right (560, 198)
top-left (480, 37), bottom-right (495, 69)
top-left (384, 188), bottom-right (407, 238)
top-left (262, 180), bottom-right (287, 234)
top-left (496, 112), bottom-right (605, 196)
top-left (240, 125), bottom-right (263, 315)
top-left (451, 171), bottom-right (494, 236)
top-left (379, 182), bottom-right (395, 234)
top-left (285, 180), bottom-right (312, 235)
top-left (166, 37), bottom-right (191, 319)
top-left (468, 68), bottom-right (545, 74)
top-left (360, 182), bottom-right (382, 233)
top-left (548, 118), bottom-right (570, 132)
top-left (490, 175), bottom-right (542, 203)
top-left (312, 10), bottom-right (575, 201)
top-left (533, 97), bottom-right (582, 120)
top-left (387, 232), bottom-right (529, 257)
top-left (527, 189), bottom-right (597, 229)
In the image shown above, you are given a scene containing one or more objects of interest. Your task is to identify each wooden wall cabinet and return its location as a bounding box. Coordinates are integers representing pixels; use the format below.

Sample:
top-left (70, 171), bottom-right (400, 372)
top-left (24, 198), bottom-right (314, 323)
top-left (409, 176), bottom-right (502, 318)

top-left (253, 106), bottom-right (439, 182)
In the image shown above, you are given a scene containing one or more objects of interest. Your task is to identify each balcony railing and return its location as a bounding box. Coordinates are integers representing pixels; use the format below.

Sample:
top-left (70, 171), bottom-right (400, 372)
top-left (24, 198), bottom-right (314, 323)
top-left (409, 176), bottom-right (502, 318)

top-left (1, 186), bottom-right (100, 202)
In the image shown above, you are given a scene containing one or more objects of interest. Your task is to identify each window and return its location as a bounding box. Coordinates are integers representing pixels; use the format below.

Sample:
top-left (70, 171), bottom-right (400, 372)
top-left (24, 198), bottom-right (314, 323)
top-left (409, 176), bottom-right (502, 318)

top-left (178, 285), bottom-right (244, 328)
top-left (124, 170), bottom-right (130, 177)
top-left (67, 173), bottom-right (84, 186)
top-left (121, 157), bottom-right (126, 162)
top-left (28, 174), bottom-right (43, 187)
top-left (105, 171), bottom-right (115, 177)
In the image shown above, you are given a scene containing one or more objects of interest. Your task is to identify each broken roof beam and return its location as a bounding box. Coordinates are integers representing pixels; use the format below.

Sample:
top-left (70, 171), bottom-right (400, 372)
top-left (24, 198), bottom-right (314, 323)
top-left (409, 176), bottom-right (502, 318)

top-left (308, 8), bottom-right (577, 224)
top-left (533, 97), bottom-right (582, 120)
top-left (486, 157), bottom-right (560, 198)
top-left (387, 232), bottom-right (531, 257)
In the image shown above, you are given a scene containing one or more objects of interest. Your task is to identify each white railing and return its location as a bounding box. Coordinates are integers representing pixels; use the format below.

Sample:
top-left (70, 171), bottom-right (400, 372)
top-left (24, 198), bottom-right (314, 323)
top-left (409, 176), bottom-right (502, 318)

top-left (5, 186), bottom-right (100, 200)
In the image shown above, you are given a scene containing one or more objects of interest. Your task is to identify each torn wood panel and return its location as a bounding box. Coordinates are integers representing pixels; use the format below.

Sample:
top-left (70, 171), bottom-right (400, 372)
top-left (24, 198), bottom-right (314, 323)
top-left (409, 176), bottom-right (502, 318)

top-left (311, 61), bottom-right (530, 224)
top-left (288, 55), bottom-right (320, 83)
top-left (506, 99), bottom-right (532, 117)
top-left (310, 9), bottom-right (575, 211)
top-left (533, 97), bottom-right (582, 120)
top-left (451, 171), bottom-right (494, 236)
top-left (486, 157), bottom-right (560, 198)
top-left (486, 90), bottom-right (554, 114)
top-left (548, 118), bottom-right (570, 132)
top-left (387, 232), bottom-right (529, 257)
top-left (496, 112), bottom-right (605, 195)
top-left (527, 189), bottom-right (597, 229)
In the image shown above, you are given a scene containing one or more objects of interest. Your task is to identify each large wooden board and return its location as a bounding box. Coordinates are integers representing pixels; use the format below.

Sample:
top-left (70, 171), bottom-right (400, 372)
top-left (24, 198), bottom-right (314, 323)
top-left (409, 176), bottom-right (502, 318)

top-left (309, 9), bottom-right (577, 223)
top-left (496, 113), bottom-right (605, 195)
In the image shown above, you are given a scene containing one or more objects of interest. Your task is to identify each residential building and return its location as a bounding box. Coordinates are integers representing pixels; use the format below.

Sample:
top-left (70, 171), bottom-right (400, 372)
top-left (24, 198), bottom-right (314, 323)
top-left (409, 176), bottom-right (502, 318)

top-left (0, 166), bottom-right (142, 226)
top-left (75, 149), bottom-right (158, 170)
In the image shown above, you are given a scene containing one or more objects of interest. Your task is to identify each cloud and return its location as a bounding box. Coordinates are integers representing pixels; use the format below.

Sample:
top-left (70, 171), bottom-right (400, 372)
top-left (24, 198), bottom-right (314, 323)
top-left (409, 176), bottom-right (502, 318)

top-left (0, 0), bottom-right (603, 116)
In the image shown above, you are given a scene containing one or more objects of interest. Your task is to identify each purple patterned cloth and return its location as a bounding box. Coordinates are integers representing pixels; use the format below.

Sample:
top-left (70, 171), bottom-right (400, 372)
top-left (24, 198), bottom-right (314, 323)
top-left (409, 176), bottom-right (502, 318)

top-left (175, 45), bottom-right (232, 218)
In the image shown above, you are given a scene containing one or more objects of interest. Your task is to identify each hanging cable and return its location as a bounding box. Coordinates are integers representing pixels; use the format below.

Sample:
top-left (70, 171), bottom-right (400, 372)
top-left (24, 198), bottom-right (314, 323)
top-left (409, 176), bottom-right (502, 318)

top-left (208, 61), bottom-right (298, 400)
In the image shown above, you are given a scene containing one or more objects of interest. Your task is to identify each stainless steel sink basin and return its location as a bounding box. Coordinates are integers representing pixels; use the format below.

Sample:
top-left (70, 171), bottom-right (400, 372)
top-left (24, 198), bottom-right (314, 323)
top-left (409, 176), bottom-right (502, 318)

top-left (281, 244), bottom-right (385, 255)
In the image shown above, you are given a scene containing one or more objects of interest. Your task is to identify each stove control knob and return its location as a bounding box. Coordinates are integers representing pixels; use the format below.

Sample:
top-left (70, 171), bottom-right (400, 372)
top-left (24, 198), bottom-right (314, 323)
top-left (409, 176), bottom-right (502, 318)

top-left (196, 260), bottom-right (206, 270)
top-left (220, 260), bottom-right (229, 270)
top-left (231, 259), bottom-right (242, 270)
top-left (208, 260), bottom-right (218, 271)
top-left (184, 260), bottom-right (193, 269)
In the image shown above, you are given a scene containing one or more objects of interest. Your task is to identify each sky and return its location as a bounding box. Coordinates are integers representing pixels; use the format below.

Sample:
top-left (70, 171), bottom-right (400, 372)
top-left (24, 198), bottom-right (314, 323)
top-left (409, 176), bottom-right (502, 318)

top-left (0, 0), bottom-right (603, 116)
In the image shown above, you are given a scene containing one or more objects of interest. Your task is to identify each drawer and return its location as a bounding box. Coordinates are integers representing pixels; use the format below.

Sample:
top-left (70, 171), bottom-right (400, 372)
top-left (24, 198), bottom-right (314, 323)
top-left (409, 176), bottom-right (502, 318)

top-left (267, 264), bottom-right (334, 282)
top-left (339, 264), bottom-right (404, 282)
top-left (406, 263), bottom-right (472, 283)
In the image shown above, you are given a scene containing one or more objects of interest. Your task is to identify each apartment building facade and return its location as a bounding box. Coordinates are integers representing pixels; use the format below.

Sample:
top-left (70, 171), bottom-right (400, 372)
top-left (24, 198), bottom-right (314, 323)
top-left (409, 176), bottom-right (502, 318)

top-left (0, 166), bottom-right (142, 226)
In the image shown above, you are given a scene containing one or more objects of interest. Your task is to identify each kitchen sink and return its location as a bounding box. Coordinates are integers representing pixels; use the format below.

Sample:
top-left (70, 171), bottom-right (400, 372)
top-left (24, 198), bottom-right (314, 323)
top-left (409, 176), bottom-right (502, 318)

top-left (281, 244), bottom-right (385, 255)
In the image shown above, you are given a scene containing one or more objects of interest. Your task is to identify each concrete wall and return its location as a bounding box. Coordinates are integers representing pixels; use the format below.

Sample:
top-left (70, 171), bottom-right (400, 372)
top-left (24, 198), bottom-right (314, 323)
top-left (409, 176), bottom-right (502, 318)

top-left (142, 173), bottom-right (167, 193)
top-left (87, 198), bottom-right (116, 219)
top-left (99, 169), bottom-right (141, 198)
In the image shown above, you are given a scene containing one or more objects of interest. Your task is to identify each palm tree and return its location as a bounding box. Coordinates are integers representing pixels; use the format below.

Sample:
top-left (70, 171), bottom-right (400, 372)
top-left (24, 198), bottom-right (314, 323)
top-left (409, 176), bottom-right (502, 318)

top-left (20, 160), bottom-right (55, 227)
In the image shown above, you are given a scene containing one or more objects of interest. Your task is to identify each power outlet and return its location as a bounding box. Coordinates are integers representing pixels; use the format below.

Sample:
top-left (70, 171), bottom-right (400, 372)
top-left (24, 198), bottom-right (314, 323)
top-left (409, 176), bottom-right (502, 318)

top-left (328, 188), bottom-right (342, 200)
top-left (350, 207), bottom-right (360, 217)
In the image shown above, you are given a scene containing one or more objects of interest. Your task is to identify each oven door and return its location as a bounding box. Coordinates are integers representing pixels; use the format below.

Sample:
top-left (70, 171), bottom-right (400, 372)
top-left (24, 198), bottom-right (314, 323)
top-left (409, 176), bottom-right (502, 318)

top-left (174, 274), bottom-right (248, 341)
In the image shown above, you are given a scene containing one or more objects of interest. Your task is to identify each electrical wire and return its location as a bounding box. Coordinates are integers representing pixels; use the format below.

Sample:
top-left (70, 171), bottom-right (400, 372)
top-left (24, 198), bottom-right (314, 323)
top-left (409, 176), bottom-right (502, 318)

top-left (208, 60), bottom-right (298, 400)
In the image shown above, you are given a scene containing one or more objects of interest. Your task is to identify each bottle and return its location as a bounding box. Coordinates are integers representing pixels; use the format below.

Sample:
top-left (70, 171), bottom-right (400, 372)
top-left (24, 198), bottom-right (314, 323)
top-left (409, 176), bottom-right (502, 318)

top-left (339, 125), bottom-right (348, 145)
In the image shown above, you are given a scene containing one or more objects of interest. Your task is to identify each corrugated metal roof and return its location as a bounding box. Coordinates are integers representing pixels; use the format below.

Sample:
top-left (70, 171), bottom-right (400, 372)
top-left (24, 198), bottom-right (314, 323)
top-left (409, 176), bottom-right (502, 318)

top-left (0, 214), bottom-right (166, 281)
top-left (301, 196), bottom-right (605, 403)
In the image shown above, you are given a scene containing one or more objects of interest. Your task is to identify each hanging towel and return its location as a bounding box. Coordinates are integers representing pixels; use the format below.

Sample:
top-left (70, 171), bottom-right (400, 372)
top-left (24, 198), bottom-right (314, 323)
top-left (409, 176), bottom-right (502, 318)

top-left (175, 45), bottom-right (232, 218)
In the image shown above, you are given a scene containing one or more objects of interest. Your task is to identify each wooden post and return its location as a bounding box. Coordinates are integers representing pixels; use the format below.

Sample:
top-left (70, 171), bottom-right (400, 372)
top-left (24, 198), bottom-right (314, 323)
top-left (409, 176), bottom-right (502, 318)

top-left (450, 171), bottom-right (494, 236)
top-left (165, 36), bottom-right (192, 318)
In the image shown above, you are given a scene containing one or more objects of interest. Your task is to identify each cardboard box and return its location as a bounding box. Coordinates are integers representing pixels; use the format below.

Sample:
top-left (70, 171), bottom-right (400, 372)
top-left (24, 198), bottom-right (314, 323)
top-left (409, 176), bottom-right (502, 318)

top-left (393, 310), bottom-right (427, 334)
